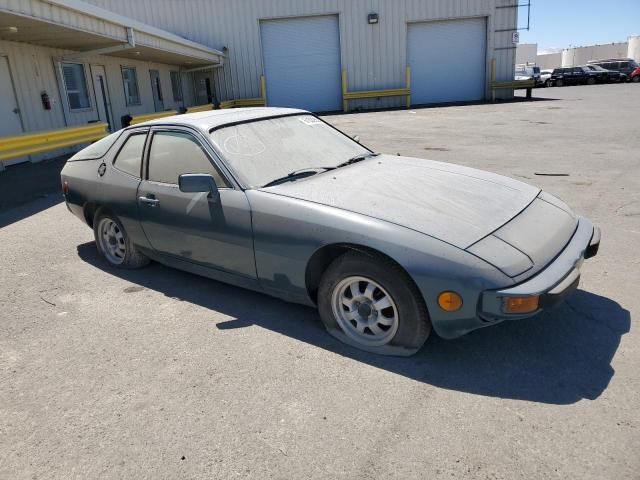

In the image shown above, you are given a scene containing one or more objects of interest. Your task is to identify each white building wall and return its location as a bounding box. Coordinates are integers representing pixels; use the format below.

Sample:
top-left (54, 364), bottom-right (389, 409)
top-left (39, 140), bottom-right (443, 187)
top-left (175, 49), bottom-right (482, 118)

top-left (87, 0), bottom-right (519, 106)
top-left (0, 39), bottom-right (184, 159)
top-left (536, 53), bottom-right (562, 70)
top-left (561, 42), bottom-right (629, 67)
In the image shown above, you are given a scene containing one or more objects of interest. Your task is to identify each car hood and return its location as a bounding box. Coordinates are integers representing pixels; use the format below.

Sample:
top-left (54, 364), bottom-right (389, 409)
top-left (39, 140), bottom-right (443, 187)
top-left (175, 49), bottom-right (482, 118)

top-left (262, 155), bottom-right (540, 249)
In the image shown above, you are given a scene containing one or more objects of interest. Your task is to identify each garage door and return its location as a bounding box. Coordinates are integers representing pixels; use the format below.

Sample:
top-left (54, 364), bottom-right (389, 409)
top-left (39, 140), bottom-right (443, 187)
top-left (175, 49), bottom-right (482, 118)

top-left (408, 18), bottom-right (487, 105)
top-left (261, 15), bottom-right (342, 112)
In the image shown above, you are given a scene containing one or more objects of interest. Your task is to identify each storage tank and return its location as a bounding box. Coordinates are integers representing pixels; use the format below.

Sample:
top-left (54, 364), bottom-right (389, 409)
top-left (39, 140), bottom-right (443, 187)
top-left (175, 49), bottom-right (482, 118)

top-left (629, 36), bottom-right (640, 63)
top-left (561, 49), bottom-right (575, 67)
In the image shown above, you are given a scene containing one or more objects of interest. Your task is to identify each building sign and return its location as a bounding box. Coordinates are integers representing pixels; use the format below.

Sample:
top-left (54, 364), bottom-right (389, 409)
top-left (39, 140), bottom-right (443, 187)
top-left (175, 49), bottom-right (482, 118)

top-left (512, 31), bottom-right (520, 44)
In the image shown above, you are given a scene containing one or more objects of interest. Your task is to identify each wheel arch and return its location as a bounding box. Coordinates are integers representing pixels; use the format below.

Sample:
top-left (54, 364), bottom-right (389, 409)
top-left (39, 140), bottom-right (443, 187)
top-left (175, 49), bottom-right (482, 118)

top-left (305, 243), bottom-right (426, 308)
top-left (83, 203), bottom-right (113, 228)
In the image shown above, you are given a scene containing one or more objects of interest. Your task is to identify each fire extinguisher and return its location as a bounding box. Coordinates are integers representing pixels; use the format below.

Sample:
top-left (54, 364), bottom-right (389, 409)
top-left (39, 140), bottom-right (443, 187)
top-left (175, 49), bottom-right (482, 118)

top-left (41, 91), bottom-right (51, 110)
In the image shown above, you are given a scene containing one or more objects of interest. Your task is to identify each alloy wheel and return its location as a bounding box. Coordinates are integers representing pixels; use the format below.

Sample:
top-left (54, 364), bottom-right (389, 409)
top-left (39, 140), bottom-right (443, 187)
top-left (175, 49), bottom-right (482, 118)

top-left (98, 217), bottom-right (126, 265)
top-left (331, 276), bottom-right (399, 347)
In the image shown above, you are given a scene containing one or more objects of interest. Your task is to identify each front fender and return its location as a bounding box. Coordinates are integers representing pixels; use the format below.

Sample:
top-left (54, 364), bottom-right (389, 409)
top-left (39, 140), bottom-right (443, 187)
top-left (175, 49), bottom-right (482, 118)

top-left (247, 191), bottom-right (512, 338)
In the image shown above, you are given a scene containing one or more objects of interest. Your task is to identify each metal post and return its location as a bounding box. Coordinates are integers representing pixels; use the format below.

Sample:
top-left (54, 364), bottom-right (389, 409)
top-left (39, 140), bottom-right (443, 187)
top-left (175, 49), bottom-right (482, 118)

top-left (491, 58), bottom-right (497, 102)
top-left (405, 66), bottom-right (411, 109)
top-left (342, 70), bottom-right (349, 113)
top-left (260, 75), bottom-right (267, 106)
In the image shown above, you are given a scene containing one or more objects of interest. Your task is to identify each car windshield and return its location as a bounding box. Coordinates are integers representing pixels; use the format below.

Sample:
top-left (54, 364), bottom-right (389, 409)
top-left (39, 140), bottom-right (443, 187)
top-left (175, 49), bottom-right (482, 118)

top-left (210, 114), bottom-right (369, 188)
top-left (587, 65), bottom-right (605, 71)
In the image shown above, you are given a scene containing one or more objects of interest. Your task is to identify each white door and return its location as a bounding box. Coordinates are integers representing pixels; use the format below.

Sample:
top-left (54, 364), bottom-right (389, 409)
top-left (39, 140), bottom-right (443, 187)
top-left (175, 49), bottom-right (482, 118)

top-left (0, 56), bottom-right (26, 168)
top-left (91, 65), bottom-right (113, 131)
top-left (408, 18), bottom-right (487, 105)
top-left (261, 15), bottom-right (342, 112)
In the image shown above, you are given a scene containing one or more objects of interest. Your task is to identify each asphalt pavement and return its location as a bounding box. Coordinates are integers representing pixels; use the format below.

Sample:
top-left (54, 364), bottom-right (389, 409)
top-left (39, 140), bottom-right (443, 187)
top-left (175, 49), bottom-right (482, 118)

top-left (1, 83), bottom-right (638, 479)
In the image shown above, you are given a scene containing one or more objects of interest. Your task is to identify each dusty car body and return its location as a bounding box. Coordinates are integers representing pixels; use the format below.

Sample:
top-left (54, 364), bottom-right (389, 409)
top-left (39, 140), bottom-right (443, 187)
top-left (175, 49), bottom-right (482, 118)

top-left (61, 108), bottom-right (600, 356)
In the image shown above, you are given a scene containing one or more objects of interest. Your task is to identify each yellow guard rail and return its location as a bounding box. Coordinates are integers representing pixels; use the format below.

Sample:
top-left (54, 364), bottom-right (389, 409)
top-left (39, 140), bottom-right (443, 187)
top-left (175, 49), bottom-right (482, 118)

top-left (490, 59), bottom-right (535, 101)
top-left (185, 104), bottom-right (214, 113)
top-left (129, 110), bottom-right (179, 125)
top-left (342, 67), bottom-right (412, 112)
top-left (0, 122), bottom-right (108, 162)
top-left (220, 76), bottom-right (266, 109)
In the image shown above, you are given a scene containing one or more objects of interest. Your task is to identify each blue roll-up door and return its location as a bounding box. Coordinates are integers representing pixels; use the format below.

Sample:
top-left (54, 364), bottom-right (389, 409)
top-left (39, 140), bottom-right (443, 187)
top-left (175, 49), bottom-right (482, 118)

top-left (260, 15), bottom-right (342, 112)
top-left (408, 18), bottom-right (487, 105)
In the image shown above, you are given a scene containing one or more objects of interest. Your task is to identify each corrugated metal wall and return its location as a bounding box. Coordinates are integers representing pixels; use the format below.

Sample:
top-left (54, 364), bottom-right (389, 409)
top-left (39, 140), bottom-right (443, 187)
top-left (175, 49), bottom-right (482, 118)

top-left (87, 0), bottom-right (519, 108)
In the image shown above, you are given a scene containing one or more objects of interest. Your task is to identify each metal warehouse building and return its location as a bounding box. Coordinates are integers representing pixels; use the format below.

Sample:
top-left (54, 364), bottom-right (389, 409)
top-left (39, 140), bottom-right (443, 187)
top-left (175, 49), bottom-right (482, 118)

top-left (0, 0), bottom-right (519, 164)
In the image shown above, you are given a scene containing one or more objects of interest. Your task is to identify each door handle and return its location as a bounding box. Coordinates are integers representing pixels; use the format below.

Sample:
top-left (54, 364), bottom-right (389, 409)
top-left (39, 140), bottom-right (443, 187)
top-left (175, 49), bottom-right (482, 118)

top-left (139, 196), bottom-right (159, 207)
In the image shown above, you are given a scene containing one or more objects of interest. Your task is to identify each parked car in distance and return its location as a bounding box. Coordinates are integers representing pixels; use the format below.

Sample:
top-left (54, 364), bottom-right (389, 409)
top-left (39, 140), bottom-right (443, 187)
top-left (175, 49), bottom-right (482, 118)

top-left (583, 64), bottom-right (627, 83)
top-left (515, 64), bottom-right (542, 86)
top-left (60, 108), bottom-right (601, 356)
top-left (630, 66), bottom-right (640, 83)
top-left (587, 58), bottom-right (640, 79)
top-left (550, 66), bottom-right (606, 87)
top-left (540, 69), bottom-right (554, 87)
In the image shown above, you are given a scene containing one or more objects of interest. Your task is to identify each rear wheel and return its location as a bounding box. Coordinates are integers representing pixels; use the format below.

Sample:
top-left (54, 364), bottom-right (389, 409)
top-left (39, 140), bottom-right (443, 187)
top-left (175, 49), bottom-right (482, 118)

top-left (587, 77), bottom-right (596, 85)
top-left (632, 76), bottom-right (640, 83)
top-left (94, 211), bottom-right (149, 269)
top-left (555, 79), bottom-right (564, 87)
top-left (317, 251), bottom-right (431, 356)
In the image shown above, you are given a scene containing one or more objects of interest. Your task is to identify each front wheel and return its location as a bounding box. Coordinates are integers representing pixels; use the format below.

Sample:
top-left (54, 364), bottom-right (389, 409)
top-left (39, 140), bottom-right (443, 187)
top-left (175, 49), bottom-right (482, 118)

top-left (632, 76), bottom-right (640, 83)
top-left (555, 79), bottom-right (564, 87)
top-left (587, 77), bottom-right (596, 85)
top-left (94, 211), bottom-right (150, 269)
top-left (317, 251), bottom-right (431, 356)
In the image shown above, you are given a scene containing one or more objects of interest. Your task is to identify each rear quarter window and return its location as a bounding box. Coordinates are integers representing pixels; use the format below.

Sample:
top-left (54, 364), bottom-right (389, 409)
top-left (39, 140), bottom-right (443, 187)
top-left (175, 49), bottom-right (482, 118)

top-left (69, 131), bottom-right (122, 161)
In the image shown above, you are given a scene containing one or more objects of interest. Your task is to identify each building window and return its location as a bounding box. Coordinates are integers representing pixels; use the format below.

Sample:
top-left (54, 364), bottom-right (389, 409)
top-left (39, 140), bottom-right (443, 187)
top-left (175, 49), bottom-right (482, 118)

top-left (170, 71), bottom-right (183, 102)
top-left (121, 66), bottom-right (141, 105)
top-left (61, 63), bottom-right (90, 110)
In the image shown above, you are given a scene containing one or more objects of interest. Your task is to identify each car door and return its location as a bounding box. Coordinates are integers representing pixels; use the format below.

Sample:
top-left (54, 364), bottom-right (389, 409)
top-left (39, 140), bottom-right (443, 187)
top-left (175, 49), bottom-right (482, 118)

top-left (137, 127), bottom-right (256, 278)
top-left (102, 128), bottom-right (150, 245)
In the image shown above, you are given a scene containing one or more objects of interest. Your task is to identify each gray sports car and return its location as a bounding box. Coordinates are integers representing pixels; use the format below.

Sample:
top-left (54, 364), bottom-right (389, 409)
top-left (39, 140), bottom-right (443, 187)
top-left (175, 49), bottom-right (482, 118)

top-left (61, 108), bottom-right (600, 356)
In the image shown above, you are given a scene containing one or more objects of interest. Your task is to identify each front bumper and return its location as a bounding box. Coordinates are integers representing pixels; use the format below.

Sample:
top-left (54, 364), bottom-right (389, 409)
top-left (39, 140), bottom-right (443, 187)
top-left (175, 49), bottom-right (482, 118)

top-left (480, 217), bottom-right (600, 322)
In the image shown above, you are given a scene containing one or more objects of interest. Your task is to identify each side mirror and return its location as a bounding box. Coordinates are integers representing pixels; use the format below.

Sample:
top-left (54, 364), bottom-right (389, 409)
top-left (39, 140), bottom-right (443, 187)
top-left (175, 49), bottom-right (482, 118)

top-left (179, 174), bottom-right (219, 198)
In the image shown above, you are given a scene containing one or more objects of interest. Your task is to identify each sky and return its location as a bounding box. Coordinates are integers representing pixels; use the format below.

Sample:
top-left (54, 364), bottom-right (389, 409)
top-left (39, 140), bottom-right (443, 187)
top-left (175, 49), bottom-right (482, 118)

top-left (518, 0), bottom-right (640, 53)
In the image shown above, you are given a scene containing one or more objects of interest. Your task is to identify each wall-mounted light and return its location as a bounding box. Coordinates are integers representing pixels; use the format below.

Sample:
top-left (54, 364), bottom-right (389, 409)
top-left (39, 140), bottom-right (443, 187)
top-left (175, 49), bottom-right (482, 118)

top-left (367, 13), bottom-right (379, 25)
top-left (2, 26), bottom-right (19, 33)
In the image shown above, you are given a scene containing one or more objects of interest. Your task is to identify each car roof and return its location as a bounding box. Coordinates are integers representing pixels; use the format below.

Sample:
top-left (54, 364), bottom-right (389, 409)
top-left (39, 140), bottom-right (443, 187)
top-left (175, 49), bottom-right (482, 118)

top-left (134, 107), bottom-right (308, 133)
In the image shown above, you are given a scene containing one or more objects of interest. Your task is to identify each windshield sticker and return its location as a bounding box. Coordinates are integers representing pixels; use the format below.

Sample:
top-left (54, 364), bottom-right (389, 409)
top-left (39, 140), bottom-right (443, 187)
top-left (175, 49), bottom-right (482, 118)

top-left (298, 116), bottom-right (322, 126)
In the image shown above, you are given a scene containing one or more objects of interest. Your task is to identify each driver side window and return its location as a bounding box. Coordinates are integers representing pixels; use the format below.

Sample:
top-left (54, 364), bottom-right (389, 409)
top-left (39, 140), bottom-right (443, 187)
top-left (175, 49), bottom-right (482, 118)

top-left (147, 131), bottom-right (229, 187)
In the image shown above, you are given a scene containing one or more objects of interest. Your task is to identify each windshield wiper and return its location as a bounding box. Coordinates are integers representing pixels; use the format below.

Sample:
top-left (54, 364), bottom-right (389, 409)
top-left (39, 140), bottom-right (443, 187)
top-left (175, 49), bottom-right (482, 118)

top-left (262, 167), bottom-right (334, 188)
top-left (261, 152), bottom-right (380, 188)
top-left (334, 152), bottom-right (380, 169)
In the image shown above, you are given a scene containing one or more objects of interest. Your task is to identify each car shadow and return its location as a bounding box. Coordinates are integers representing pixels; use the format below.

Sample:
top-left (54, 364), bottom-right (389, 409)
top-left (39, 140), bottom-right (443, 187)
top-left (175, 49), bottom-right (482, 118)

top-left (0, 194), bottom-right (63, 229)
top-left (77, 242), bottom-right (630, 405)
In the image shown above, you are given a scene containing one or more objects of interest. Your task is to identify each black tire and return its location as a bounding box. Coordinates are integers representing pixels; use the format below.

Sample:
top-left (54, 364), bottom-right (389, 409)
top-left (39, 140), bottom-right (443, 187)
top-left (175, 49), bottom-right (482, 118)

top-left (93, 210), bottom-right (150, 269)
top-left (632, 76), bottom-right (640, 83)
top-left (587, 77), bottom-right (596, 86)
top-left (545, 79), bottom-right (552, 88)
top-left (317, 251), bottom-right (431, 356)
top-left (555, 79), bottom-right (564, 87)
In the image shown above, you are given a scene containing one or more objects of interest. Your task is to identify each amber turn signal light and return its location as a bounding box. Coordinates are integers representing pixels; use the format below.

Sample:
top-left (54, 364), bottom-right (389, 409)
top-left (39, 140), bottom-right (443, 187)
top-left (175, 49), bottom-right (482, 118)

top-left (438, 291), bottom-right (463, 312)
top-left (503, 296), bottom-right (540, 314)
